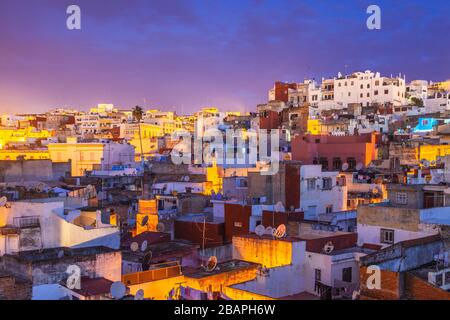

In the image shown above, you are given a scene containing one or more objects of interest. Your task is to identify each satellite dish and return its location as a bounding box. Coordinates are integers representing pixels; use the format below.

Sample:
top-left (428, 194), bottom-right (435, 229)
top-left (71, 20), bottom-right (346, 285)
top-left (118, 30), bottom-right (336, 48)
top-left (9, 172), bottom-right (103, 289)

top-left (205, 256), bottom-right (218, 272)
top-left (323, 241), bottom-right (334, 254)
top-left (143, 250), bottom-right (152, 266)
top-left (342, 163), bottom-right (349, 171)
top-left (273, 224), bottom-right (286, 238)
top-left (184, 176), bottom-right (190, 182)
top-left (356, 163), bottom-right (363, 171)
top-left (110, 281), bottom-right (126, 300)
top-left (255, 224), bottom-right (265, 237)
top-left (130, 242), bottom-right (139, 252)
top-left (265, 226), bottom-right (274, 235)
top-left (140, 240), bottom-right (148, 252)
top-left (372, 187), bottom-right (379, 194)
top-left (156, 222), bottom-right (165, 232)
top-left (134, 289), bottom-right (145, 300)
top-left (431, 160), bottom-right (436, 166)
top-left (141, 216), bottom-right (149, 227)
top-left (57, 250), bottom-right (64, 259)
top-left (0, 196), bottom-right (8, 207)
top-left (274, 201), bottom-right (285, 212)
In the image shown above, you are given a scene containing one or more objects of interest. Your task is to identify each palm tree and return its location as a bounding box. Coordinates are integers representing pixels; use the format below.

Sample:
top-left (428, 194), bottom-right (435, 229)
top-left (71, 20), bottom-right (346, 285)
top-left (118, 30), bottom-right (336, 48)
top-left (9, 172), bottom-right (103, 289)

top-left (132, 106), bottom-right (145, 197)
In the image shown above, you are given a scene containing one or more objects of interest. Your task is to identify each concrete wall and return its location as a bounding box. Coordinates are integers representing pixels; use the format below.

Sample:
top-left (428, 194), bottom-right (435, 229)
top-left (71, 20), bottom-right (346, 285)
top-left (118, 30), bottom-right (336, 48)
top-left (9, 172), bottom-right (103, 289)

top-left (0, 160), bottom-right (70, 182)
top-left (232, 236), bottom-right (305, 268)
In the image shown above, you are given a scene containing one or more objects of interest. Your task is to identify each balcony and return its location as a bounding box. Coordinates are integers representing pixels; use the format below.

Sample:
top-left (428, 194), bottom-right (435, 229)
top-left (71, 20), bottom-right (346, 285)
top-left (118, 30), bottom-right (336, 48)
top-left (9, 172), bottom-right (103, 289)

top-left (122, 261), bottom-right (182, 285)
top-left (13, 216), bottom-right (40, 229)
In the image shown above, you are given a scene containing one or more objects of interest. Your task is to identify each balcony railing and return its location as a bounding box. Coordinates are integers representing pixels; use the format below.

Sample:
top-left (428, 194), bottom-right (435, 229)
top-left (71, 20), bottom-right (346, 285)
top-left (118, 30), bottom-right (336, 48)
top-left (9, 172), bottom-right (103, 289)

top-left (122, 261), bottom-right (181, 286)
top-left (13, 216), bottom-right (40, 228)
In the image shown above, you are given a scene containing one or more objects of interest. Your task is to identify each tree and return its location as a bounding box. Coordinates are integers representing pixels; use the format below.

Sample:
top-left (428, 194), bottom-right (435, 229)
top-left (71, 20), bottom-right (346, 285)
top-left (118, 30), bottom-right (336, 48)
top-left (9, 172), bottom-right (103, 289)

top-left (410, 97), bottom-right (424, 107)
top-left (132, 105), bottom-right (145, 197)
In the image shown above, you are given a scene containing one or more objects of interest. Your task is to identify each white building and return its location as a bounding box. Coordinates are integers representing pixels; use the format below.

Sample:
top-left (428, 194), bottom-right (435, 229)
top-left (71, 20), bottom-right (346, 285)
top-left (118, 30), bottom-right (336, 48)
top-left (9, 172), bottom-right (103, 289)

top-left (333, 70), bottom-right (407, 108)
top-left (299, 165), bottom-right (347, 219)
top-left (425, 92), bottom-right (450, 113)
top-left (0, 199), bottom-right (120, 256)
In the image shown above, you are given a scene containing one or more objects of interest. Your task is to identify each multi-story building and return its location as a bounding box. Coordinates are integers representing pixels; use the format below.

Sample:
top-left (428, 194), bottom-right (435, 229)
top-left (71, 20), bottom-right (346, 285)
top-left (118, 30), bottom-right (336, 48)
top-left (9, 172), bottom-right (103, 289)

top-left (48, 137), bottom-right (135, 176)
top-left (333, 70), bottom-right (407, 108)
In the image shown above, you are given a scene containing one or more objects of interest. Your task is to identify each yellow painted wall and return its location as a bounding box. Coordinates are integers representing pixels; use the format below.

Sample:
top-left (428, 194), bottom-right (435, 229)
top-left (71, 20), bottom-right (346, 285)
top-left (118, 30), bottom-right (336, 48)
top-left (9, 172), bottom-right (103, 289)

top-left (233, 236), bottom-right (293, 268)
top-left (307, 119), bottom-right (320, 134)
top-left (127, 276), bottom-right (184, 300)
top-left (48, 141), bottom-right (104, 176)
top-left (0, 150), bottom-right (50, 160)
top-left (419, 144), bottom-right (450, 163)
top-left (184, 267), bottom-right (258, 293)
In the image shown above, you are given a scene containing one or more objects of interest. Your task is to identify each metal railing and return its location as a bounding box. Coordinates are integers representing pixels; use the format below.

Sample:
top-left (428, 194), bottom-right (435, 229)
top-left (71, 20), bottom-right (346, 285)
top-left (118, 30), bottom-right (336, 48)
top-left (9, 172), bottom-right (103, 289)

top-left (122, 261), bottom-right (181, 286)
top-left (13, 216), bottom-right (40, 228)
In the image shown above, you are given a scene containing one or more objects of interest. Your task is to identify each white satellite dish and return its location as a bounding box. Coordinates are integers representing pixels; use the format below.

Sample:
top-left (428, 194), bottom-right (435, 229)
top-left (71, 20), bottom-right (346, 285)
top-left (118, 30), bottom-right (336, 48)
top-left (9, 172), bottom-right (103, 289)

top-left (110, 281), bottom-right (126, 300)
top-left (57, 250), bottom-right (64, 259)
top-left (205, 256), bottom-right (218, 272)
top-left (274, 201), bottom-right (285, 212)
top-left (140, 240), bottom-right (148, 252)
top-left (265, 226), bottom-right (274, 235)
top-left (184, 176), bottom-right (190, 182)
top-left (323, 241), bottom-right (334, 254)
top-left (0, 196), bottom-right (8, 207)
top-left (342, 163), bottom-right (349, 171)
top-left (273, 224), bottom-right (286, 238)
top-left (255, 224), bottom-right (265, 237)
top-left (130, 242), bottom-right (139, 252)
top-left (134, 289), bottom-right (145, 300)
top-left (156, 222), bottom-right (165, 232)
top-left (356, 163), bottom-right (363, 171)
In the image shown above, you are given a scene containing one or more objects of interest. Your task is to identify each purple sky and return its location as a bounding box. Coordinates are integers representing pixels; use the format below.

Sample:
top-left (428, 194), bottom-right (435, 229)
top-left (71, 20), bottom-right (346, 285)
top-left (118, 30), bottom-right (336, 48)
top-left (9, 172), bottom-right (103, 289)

top-left (0, 0), bottom-right (449, 114)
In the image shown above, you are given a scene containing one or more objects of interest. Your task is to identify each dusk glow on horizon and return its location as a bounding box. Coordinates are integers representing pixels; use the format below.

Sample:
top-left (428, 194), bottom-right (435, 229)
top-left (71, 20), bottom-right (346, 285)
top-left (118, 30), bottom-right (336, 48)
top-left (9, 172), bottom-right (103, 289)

top-left (1, 0), bottom-right (449, 114)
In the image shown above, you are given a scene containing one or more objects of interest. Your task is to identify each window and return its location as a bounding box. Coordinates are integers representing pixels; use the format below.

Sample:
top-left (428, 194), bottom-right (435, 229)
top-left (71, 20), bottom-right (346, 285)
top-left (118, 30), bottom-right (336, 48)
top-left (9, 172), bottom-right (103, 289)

top-left (384, 89), bottom-right (389, 94)
top-left (367, 93), bottom-right (370, 97)
top-left (236, 178), bottom-right (248, 188)
top-left (319, 158), bottom-right (328, 170)
top-left (315, 269), bottom-right (322, 281)
top-left (342, 267), bottom-right (352, 282)
top-left (367, 84), bottom-right (370, 88)
top-left (326, 205), bottom-right (333, 213)
top-left (307, 178), bottom-right (316, 191)
top-left (380, 228), bottom-right (395, 244)
top-left (396, 192), bottom-right (408, 205)
top-left (374, 90), bottom-right (378, 95)
top-left (322, 178), bottom-right (332, 190)
top-left (332, 157), bottom-right (342, 170)
top-left (347, 157), bottom-right (356, 170)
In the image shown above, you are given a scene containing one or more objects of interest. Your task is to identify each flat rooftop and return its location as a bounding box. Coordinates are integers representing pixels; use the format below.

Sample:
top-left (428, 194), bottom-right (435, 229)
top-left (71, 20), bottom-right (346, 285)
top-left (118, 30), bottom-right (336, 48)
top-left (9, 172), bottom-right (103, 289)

top-left (4, 246), bottom-right (118, 263)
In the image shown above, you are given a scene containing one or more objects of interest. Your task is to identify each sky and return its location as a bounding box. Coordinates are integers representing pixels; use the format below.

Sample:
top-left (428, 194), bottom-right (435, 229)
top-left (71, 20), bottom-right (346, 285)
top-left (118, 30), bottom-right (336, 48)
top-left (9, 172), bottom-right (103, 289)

top-left (0, 0), bottom-right (449, 114)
